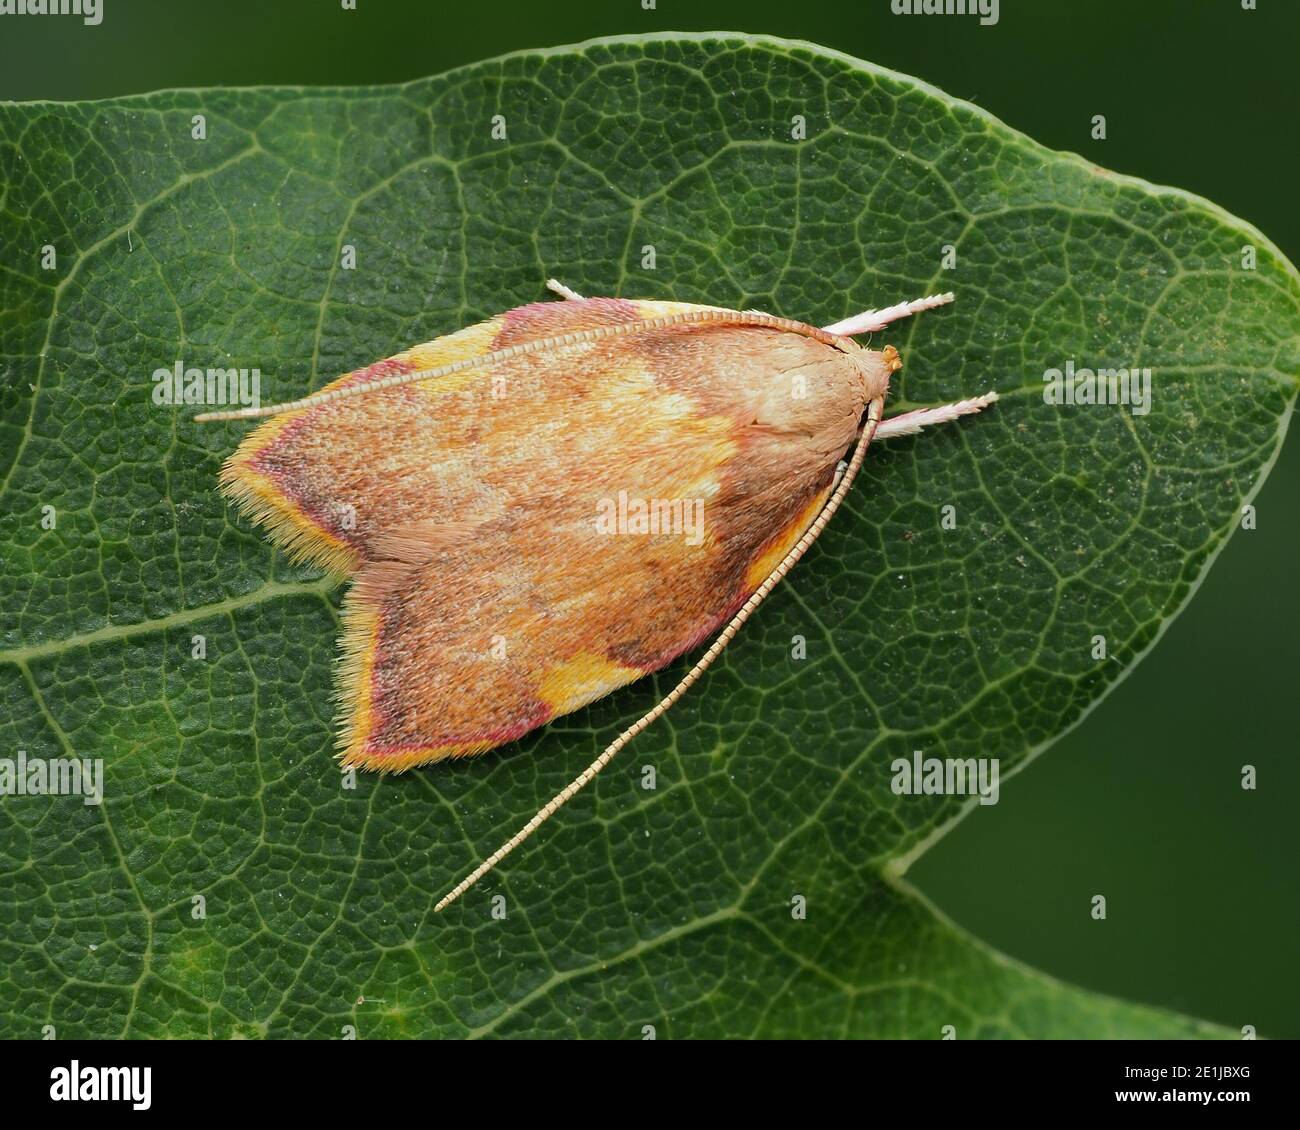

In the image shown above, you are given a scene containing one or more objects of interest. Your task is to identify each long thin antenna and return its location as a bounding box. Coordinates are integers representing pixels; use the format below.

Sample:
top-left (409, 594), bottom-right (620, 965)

top-left (546, 278), bottom-right (585, 301)
top-left (194, 309), bottom-right (852, 423)
top-left (194, 290), bottom-right (960, 424)
top-left (434, 395), bottom-right (886, 912)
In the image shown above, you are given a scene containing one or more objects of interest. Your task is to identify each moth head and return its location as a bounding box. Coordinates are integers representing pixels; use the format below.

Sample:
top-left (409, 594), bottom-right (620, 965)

top-left (840, 341), bottom-right (899, 410)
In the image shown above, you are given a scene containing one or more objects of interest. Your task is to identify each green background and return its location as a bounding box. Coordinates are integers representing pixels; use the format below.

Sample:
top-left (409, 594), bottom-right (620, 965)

top-left (3, 0), bottom-right (1295, 1037)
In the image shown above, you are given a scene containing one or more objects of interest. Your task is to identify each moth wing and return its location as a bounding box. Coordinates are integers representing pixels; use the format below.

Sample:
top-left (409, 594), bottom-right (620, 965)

top-left (220, 296), bottom-right (872, 769)
top-left (218, 321), bottom-right (497, 576)
top-left (218, 298), bottom-right (700, 576)
top-left (337, 480), bottom-right (834, 771)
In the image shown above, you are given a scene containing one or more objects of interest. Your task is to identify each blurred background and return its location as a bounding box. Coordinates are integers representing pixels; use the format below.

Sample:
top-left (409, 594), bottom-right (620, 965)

top-left (3, 0), bottom-right (1295, 1036)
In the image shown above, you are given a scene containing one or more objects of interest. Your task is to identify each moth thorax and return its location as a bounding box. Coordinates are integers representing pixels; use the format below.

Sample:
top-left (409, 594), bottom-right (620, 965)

top-left (744, 351), bottom-right (870, 456)
top-left (850, 347), bottom-right (897, 406)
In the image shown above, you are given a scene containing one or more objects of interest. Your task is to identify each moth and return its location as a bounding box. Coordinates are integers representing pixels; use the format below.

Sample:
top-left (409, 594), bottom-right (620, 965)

top-left (197, 281), bottom-right (996, 910)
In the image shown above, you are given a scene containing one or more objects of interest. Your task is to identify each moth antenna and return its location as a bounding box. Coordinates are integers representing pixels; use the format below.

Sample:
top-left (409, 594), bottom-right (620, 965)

top-left (875, 391), bottom-right (999, 440)
top-left (545, 278), bottom-right (585, 301)
top-left (434, 396), bottom-right (886, 913)
top-left (193, 310), bottom-right (853, 423)
top-left (822, 292), bottom-right (955, 337)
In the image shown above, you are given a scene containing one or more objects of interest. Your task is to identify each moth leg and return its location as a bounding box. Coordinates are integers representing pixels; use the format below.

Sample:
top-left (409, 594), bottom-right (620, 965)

top-left (545, 278), bottom-right (585, 301)
top-left (874, 391), bottom-right (1000, 440)
top-left (822, 292), bottom-right (955, 337)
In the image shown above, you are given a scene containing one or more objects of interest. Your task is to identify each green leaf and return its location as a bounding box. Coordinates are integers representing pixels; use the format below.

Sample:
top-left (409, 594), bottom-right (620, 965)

top-left (2, 33), bottom-right (1295, 1039)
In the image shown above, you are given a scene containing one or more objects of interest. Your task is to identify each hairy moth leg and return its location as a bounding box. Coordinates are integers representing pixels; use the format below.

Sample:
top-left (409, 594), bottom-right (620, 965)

top-left (823, 293), bottom-right (995, 440)
top-left (545, 278), bottom-right (585, 301)
top-left (876, 392), bottom-right (1000, 440)
top-left (822, 291), bottom-right (955, 336)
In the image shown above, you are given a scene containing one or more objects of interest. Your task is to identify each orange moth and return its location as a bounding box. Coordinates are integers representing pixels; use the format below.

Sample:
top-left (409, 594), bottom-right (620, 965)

top-left (197, 281), bottom-right (996, 910)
